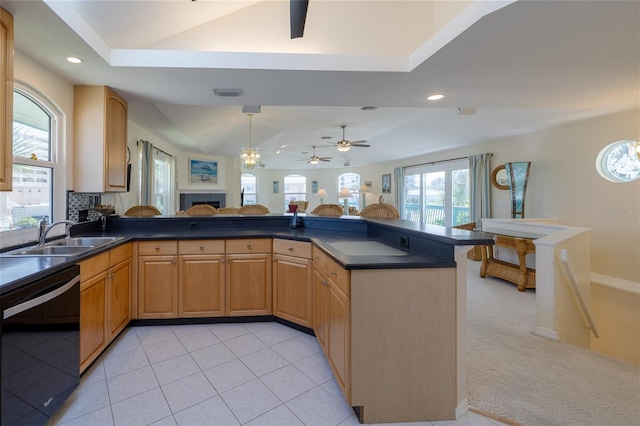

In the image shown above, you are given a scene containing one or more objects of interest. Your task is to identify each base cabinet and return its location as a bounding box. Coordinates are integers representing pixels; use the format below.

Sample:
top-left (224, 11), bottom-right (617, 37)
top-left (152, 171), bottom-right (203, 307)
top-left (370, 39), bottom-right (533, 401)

top-left (226, 239), bottom-right (272, 316)
top-left (312, 246), bottom-right (351, 402)
top-left (138, 241), bottom-right (178, 319)
top-left (273, 239), bottom-right (312, 327)
top-left (178, 240), bottom-right (225, 317)
top-left (80, 243), bottom-right (132, 373)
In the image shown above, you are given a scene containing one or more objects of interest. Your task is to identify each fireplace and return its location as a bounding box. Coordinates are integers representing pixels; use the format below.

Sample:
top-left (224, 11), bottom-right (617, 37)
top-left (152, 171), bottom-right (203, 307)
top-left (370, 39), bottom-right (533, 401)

top-left (180, 193), bottom-right (226, 211)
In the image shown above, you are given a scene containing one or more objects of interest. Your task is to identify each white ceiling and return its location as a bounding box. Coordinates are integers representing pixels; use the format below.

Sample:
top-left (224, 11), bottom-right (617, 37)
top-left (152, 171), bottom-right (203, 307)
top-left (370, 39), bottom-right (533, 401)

top-left (3, 0), bottom-right (639, 169)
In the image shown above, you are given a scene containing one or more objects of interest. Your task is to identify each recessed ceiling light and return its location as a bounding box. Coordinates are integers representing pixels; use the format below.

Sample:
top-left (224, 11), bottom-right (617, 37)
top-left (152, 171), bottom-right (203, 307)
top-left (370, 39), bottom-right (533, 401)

top-left (66, 56), bottom-right (83, 64)
top-left (279, 144), bottom-right (287, 148)
top-left (427, 94), bottom-right (445, 101)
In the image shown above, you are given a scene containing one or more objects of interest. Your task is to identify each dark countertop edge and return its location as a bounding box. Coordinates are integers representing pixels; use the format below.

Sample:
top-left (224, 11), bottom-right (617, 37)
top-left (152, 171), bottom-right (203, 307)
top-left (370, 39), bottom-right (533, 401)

top-left (363, 219), bottom-right (496, 246)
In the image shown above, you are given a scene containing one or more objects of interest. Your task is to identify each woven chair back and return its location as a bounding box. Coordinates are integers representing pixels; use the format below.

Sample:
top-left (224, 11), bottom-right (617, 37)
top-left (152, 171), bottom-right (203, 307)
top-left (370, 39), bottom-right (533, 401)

top-left (238, 204), bottom-right (270, 215)
top-left (217, 207), bottom-right (240, 214)
top-left (123, 205), bottom-right (161, 216)
top-left (358, 203), bottom-right (400, 219)
top-left (185, 204), bottom-right (218, 216)
top-left (310, 204), bottom-right (344, 216)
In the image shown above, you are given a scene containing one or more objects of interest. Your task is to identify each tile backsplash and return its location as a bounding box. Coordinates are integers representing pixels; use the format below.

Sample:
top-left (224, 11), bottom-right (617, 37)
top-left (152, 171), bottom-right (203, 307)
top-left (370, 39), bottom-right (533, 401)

top-left (67, 191), bottom-right (102, 222)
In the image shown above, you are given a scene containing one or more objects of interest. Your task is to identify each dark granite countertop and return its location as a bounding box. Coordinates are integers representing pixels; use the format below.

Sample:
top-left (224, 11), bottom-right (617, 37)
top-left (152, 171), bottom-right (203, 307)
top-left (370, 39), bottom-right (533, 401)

top-left (1, 215), bottom-right (494, 294)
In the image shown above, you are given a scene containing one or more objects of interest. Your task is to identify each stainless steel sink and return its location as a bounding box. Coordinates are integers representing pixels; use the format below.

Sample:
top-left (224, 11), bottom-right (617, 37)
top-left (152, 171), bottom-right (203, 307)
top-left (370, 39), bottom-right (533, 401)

top-left (52, 237), bottom-right (121, 247)
top-left (2, 236), bottom-right (125, 257)
top-left (8, 245), bottom-right (95, 256)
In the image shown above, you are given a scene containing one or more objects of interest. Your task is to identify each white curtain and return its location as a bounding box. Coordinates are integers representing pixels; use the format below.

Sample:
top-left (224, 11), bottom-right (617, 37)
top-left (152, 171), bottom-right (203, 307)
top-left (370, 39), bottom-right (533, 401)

top-left (469, 153), bottom-right (492, 224)
top-left (393, 166), bottom-right (403, 212)
top-left (139, 140), bottom-right (153, 205)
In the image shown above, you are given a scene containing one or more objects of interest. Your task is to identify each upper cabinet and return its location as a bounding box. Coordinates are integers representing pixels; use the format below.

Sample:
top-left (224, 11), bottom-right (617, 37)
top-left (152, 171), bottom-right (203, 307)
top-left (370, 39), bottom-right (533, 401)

top-left (0, 8), bottom-right (14, 192)
top-left (74, 86), bottom-right (128, 193)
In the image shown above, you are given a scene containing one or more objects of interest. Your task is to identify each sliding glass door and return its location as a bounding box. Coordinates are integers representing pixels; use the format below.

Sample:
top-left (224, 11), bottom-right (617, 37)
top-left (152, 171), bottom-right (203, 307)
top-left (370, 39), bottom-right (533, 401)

top-left (403, 159), bottom-right (470, 226)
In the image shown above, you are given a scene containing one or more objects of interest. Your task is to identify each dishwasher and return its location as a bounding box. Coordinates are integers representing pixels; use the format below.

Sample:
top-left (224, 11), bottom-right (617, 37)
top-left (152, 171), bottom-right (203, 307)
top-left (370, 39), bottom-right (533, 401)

top-left (1, 265), bottom-right (80, 425)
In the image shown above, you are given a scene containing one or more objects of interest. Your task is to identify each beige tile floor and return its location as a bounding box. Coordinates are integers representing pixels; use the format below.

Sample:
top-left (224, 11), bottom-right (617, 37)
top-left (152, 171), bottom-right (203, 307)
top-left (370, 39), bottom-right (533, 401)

top-left (53, 321), bottom-right (506, 426)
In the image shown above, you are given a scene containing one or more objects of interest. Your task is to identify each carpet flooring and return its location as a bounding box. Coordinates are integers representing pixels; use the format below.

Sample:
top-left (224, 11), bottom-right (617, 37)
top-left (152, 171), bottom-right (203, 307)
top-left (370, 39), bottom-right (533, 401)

top-left (465, 260), bottom-right (640, 426)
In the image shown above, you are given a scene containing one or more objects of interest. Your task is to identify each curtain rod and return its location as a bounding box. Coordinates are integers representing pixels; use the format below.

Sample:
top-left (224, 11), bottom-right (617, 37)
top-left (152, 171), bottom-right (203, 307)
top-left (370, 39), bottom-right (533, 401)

top-left (137, 139), bottom-right (172, 157)
top-left (407, 153), bottom-right (493, 168)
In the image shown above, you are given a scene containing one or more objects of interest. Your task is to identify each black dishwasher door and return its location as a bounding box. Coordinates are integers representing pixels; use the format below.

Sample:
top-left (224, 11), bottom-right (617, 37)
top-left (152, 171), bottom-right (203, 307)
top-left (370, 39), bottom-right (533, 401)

top-left (1, 265), bottom-right (80, 426)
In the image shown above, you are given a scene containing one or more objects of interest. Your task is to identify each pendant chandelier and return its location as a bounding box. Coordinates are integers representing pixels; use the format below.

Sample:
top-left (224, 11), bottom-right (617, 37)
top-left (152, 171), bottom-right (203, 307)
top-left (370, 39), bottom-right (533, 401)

top-left (241, 113), bottom-right (260, 169)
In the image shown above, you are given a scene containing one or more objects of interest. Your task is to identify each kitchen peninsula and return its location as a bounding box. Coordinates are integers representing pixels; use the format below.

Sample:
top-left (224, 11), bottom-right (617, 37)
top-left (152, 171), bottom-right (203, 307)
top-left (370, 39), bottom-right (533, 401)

top-left (0, 214), bottom-right (494, 424)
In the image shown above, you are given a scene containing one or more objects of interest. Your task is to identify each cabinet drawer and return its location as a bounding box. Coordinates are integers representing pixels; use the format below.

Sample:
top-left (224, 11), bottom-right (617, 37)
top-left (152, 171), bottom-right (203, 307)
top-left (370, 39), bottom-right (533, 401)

top-left (110, 242), bottom-right (132, 266)
top-left (312, 245), bottom-right (327, 272)
top-left (273, 239), bottom-right (311, 259)
top-left (226, 238), bottom-right (271, 254)
top-left (79, 251), bottom-right (109, 281)
top-left (179, 240), bottom-right (225, 255)
top-left (138, 240), bottom-right (178, 256)
top-left (327, 257), bottom-right (350, 296)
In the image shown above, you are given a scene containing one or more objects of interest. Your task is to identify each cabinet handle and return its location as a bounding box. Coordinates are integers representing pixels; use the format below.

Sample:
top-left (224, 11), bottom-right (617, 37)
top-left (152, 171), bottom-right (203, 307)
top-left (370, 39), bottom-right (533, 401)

top-left (314, 255), bottom-right (319, 260)
top-left (155, 247), bottom-right (160, 253)
top-left (322, 280), bottom-right (327, 286)
top-left (172, 259), bottom-right (176, 264)
top-left (199, 245), bottom-right (204, 251)
top-left (247, 243), bottom-right (252, 249)
top-left (288, 247), bottom-right (293, 252)
top-left (331, 271), bottom-right (337, 276)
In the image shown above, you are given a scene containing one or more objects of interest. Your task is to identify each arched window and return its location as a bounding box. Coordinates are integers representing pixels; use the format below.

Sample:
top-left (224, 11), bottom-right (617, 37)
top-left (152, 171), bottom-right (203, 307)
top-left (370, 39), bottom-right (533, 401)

top-left (1, 87), bottom-right (60, 236)
top-left (241, 173), bottom-right (257, 205)
top-left (284, 174), bottom-right (306, 211)
top-left (338, 172), bottom-right (360, 210)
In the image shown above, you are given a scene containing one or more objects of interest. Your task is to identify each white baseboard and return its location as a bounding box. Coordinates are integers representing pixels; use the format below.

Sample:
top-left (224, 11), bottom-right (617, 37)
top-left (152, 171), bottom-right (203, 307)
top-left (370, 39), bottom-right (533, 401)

top-left (456, 398), bottom-right (469, 419)
top-left (534, 327), bottom-right (559, 340)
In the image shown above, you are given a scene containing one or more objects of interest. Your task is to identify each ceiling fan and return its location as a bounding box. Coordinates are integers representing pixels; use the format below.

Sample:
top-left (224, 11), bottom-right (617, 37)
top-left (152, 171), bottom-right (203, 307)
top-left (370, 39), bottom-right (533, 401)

top-left (330, 125), bottom-right (371, 152)
top-left (298, 146), bottom-right (331, 165)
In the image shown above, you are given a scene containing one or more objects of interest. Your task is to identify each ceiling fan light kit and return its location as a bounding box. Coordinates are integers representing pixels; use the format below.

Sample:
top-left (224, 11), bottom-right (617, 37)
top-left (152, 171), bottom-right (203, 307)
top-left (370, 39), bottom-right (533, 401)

top-left (330, 125), bottom-right (371, 153)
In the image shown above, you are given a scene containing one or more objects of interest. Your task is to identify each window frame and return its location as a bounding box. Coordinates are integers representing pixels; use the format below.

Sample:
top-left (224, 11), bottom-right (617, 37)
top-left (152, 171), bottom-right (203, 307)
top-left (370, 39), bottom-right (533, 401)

top-left (403, 159), bottom-right (469, 226)
top-left (0, 83), bottom-right (65, 247)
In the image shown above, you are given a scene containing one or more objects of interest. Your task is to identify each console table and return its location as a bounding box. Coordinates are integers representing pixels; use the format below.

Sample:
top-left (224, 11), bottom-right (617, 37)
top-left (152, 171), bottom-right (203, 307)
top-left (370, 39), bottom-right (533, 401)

top-left (480, 234), bottom-right (536, 291)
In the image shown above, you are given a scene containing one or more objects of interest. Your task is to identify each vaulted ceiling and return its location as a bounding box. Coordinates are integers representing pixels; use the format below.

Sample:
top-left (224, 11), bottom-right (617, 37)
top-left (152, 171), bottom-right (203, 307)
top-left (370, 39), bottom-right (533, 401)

top-left (4, 0), bottom-right (639, 169)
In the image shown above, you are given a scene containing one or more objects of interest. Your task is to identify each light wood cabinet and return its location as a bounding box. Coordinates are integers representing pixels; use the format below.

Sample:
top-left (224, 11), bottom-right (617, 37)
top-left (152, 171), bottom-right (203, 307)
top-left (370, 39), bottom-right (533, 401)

top-left (312, 246), bottom-right (351, 402)
top-left (178, 240), bottom-right (225, 317)
top-left (0, 8), bottom-right (13, 192)
top-left (273, 239), bottom-right (312, 327)
top-left (79, 243), bottom-right (132, 372)
top-left (138, 241), bottom-right (178, 318)
top-left (73, 85), bottom-right (128, 193)
top-left (106, 244), bottom-right (132, 339)
top-left (226, 238), bottom-right (272, 316)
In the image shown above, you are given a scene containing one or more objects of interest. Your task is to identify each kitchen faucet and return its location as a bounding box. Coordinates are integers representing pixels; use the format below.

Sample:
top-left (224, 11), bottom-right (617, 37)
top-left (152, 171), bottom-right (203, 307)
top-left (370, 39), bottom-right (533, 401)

top-left (38, 219), bottom-right (76, 246)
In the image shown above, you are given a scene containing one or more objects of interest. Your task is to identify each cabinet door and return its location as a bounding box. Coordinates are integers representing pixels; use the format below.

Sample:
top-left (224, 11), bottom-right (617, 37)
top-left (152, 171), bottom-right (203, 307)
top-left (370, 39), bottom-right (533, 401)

top-left (179, 255), bottom-right (225, 317)
top-left (226, 253), bottom-right (272, 316)
top-left (80, 272), bottom-right (107, 372)
top-left (107, 258), bottom-right (131, 339)
top-left (104, 88), bottom-right (127, 192)
top-left (0, 8), bottom-right (13, 192)
top-left (312, 266), bottom-right (328, 350)
top-left (273, 254), bottom-right (312, 327)
top-left (328, 282), bottom-right (351, 401)
top-left (138, 255), bottom-right (178, 318)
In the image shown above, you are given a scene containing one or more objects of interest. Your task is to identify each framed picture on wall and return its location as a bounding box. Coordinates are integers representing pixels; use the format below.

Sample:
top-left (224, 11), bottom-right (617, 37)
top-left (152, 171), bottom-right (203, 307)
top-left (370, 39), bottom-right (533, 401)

top-left (273, 181), bottom-right (279, 193)
top-left (312, 180), bottom-right (318, 193)
top-left (189, 158), bottom-right (218, 184)
top-left (382, 174), bottom-right (391, 193)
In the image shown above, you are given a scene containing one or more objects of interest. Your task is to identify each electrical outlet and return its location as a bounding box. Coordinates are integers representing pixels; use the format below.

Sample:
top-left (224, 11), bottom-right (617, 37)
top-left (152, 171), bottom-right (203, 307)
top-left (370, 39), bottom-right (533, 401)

top-left (189, 222), bottom-right (199, 230)
top-left (399, 236), bottom-right (409, 247)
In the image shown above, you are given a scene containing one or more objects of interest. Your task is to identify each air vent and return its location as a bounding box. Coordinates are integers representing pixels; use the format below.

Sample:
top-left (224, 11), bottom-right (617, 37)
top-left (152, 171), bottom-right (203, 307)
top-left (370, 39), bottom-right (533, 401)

top-left (321, 136), bottom-right (332, 140)
top-left (457, 107), bottom-right (477, 115)
top-left (361, 106), bottom-right (378, 111)
top-left (213, 88), bottom-right (243, 97)
top-left (242, 105), bottom-right (261, 113)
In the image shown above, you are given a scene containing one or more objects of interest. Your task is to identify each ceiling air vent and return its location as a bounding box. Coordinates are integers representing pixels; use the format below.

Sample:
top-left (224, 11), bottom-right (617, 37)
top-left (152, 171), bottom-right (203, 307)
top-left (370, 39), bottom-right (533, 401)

top-left (213, 88), bottom-right (243, 97)
top-left (361, 106), bottom-right (378, 111)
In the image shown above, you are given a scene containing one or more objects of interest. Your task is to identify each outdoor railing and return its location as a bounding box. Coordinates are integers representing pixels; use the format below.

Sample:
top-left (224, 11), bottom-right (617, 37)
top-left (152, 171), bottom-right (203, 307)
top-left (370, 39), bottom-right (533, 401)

top-left (403, 203), bottom-right (469, 226)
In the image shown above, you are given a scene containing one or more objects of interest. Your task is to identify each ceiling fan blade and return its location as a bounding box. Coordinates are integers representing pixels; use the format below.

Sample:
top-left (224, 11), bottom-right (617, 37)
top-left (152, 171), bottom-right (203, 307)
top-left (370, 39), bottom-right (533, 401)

top-left (349, 144), bottom-right (371, 148)
top-left (320, 158), bottom-right (331, 162)
top-left (350, 140), bottom-right (367, 144)
top-left (290, 0), bottom-right (309, 39)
